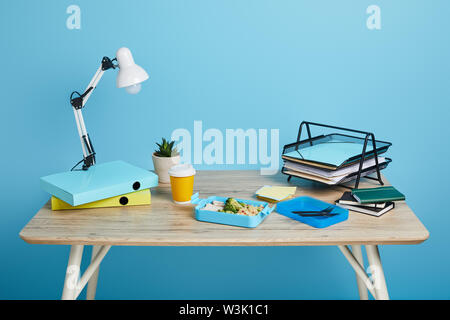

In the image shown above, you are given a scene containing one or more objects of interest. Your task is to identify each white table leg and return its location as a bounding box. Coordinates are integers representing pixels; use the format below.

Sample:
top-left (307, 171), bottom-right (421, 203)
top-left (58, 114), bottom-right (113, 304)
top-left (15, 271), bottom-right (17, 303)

top-left (351, 245), bottom-right (368, 300)
top-left (62, 245), bottom-right (84, 300)
top-left (86, 245), bottom-right (101, 300)
top-left (366, 245), bottom-right (389, 300)
top-left (338, 245), bottom-right (377, 298)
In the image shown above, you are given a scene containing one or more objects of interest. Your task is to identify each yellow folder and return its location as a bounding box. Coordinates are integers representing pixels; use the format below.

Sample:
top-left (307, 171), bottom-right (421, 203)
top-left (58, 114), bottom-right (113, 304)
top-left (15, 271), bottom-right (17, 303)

top-left (51, 189), bottom-right (151, 210)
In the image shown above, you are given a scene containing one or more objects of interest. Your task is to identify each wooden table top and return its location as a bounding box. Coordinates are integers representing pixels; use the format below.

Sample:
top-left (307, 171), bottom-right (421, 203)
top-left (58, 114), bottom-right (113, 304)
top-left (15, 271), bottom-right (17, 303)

top-left (20, 171), bottom-right (429, 246)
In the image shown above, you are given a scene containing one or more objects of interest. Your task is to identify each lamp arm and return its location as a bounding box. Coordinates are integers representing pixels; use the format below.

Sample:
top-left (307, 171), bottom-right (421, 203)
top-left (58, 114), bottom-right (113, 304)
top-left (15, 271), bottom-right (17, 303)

top-left (70, 56), bottom-right (117, 170)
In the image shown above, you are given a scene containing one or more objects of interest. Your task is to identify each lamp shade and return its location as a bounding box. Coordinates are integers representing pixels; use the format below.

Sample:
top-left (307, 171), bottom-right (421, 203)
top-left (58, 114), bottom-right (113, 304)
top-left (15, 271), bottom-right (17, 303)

top-left (115, 47), bottom-right (149, 89)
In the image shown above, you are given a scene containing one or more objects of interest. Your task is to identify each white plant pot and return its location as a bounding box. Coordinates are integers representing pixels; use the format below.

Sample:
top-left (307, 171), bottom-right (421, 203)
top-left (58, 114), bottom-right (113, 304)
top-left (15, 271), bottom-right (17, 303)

top-left (152, 153), bottom-right (180, 183)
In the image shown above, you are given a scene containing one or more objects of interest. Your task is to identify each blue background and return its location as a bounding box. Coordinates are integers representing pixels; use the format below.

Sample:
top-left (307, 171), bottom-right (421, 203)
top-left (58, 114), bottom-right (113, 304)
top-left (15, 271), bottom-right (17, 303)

top-left (1, 0), bottom-right (449, 299)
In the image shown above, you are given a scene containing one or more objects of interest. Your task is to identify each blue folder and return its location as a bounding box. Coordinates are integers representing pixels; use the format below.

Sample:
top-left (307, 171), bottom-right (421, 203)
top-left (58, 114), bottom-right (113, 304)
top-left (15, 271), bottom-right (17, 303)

top-left (40, 160), bottom-right (158, 206)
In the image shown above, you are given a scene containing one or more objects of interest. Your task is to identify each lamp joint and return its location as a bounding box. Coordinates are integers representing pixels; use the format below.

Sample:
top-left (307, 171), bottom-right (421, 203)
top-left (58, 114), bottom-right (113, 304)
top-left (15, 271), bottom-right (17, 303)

top-left (70, 87), bottom-right (93, 110)
top-left (101, 56), bottom-right (117, 71)
top-left (70, 96), bottom-right (83, 110)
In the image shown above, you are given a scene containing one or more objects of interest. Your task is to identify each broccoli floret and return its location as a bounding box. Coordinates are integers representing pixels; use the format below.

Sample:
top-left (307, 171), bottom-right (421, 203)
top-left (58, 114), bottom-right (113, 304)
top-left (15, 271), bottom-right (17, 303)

top-left (223, 198), bottom-right (244, 213)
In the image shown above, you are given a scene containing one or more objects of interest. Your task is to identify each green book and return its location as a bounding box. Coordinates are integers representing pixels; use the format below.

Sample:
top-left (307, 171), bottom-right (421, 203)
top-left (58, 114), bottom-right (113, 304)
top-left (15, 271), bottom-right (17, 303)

top-left (351, 186), bottom-right (405, 204)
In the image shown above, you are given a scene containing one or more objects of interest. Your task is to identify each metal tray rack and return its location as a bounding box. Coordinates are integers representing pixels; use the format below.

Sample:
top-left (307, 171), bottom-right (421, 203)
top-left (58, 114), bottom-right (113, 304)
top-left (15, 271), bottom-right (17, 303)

top-left (281, 121), bottom-right (392, 189)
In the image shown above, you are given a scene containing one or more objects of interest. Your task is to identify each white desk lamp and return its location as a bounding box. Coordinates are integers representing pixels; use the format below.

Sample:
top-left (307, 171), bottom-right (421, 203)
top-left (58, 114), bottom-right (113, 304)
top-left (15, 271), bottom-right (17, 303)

top-left (70, 47), bottom-right (149, 170)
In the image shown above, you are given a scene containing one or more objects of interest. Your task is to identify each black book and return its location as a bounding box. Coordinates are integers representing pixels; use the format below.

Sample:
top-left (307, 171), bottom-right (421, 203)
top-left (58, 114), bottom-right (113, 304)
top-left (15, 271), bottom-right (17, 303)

top-left (336, 191), bottom-right (387, 208)
top-left (336, 202), bottom-right (395, 217)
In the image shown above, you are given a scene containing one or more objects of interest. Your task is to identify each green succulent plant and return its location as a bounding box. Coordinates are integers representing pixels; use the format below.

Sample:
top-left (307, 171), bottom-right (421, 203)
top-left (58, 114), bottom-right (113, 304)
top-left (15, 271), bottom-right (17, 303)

top-left (154, 138), bottom-right (178, 157)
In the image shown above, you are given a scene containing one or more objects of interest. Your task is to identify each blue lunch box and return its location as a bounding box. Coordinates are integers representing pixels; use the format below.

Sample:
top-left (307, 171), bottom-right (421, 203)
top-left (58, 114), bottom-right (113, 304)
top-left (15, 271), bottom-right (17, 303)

top-left (191, 194), bottom-right (275, 228)
top-left (276, 196), bottom-right (348, 228)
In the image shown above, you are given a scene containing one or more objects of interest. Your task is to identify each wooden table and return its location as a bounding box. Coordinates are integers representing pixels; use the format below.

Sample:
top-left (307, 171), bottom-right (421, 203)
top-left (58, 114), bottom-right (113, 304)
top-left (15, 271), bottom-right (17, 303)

top-left (20, 171), bottom-right (429, 300)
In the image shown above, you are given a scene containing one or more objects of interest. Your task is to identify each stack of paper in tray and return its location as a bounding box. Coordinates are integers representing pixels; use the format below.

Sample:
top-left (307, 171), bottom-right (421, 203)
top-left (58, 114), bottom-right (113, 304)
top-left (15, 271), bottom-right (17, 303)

top-left (282, 135), bottom-right (392, 185)
top-left (40, 160), bottom-right (158, 211)
top-left (255, 186), bottom-right (296, 203)
top-left (335, 186), bottom-right (405, 217)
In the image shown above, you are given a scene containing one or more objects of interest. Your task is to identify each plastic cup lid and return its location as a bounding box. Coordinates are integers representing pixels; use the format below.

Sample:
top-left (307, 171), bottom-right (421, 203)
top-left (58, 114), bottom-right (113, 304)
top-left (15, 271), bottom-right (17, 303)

top-left (168, 163), bottom-right (196, 178)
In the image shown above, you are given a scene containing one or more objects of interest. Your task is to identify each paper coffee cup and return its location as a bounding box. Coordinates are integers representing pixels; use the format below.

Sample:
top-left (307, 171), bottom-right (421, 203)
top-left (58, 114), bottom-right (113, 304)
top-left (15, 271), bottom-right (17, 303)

top-left (168, 164), bottom-right (196, 204)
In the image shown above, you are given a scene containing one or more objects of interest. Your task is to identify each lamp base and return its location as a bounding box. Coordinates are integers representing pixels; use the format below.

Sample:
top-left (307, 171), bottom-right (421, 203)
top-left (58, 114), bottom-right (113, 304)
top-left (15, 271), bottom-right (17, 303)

top-left (82, 153), bottom-right (96, 170)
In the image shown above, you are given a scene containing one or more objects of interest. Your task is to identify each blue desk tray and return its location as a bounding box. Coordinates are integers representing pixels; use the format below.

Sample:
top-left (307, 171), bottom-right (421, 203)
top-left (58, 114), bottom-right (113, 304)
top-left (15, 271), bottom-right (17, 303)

top-left (40, 160), bottom-right (158, 206)
top-left (192, 195), bottom-right (275, 228)
top-left (276, 196), bottom-right (348, 228)
top-left (282, 133), bottom-right (391, 169)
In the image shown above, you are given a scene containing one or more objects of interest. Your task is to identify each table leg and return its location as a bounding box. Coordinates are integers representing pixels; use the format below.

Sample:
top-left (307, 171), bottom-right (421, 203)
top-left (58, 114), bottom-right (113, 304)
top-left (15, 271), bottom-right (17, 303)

top-left (86, 245), bottom-right (101, 300)
top-left (61, 244), bottom-right (111, 300)
top-left (351, 245), bottom-right (368, 300)
top-left (61, 245), bottom-right (84, 300)
top-left (366, 245), bottom-right (389, 300)
top-left (338, 245), bottom-right (377, 299)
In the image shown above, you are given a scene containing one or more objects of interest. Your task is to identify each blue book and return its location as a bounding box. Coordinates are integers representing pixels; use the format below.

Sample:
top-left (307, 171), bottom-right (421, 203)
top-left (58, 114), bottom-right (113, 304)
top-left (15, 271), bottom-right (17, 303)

top-left (40, 160), bottom-right (158, 206)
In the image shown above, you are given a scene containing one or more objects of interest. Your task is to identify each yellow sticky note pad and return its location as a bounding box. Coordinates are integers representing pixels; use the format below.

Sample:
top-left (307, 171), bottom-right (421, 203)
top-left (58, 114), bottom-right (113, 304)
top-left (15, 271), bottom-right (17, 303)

top-left (255, 186), bottom-right (297, 202)
top-left (256, 195), bottom-right (293, 203)
top-left (51, 189), bottom-right (151, 210)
